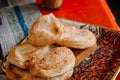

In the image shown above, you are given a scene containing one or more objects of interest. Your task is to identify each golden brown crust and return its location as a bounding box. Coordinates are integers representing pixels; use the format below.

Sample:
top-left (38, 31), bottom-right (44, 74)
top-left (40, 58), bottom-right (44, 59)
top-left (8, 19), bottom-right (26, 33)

top-left (7, 42), bottom-right (39, 69)
top-left (56, 23), bottom-right (97, 49)
top-left (7, 42), bottom-right (55, 69)
top-left (29, 47), bottom-right (75, 78)
top-left (6, 14), bottom-right (97, 80)
top-left (28, 13), bottom-right (96, 49)
top-left (28, 13), bottom-right (62, 46)
top-left (6, 63), bottom-right (73, 80)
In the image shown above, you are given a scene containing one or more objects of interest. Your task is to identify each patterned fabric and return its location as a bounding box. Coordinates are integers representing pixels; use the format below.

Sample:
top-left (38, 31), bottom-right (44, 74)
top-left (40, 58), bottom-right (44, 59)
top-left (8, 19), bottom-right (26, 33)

top-left (0, 0), bottom-right (35, 8)
top-left (0, 3), bottom-right (41, 58)
top-left (69, 24), bottom-right (120, 80)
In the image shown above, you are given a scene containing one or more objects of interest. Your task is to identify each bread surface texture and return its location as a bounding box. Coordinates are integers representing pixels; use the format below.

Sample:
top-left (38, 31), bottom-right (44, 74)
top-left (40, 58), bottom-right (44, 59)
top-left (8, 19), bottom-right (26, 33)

top-left (6, 62), bottom-right (73, 80)
top-left (56, 23), bottom-right (96, 49)
top-left (28, 13), bottom-right (62, 46)
top-left (6, 13), bottom-right (97, 80)
top-left (7, 42), bottom-right (55, 69)
top-left (29, 47), bottom-right (75, 78)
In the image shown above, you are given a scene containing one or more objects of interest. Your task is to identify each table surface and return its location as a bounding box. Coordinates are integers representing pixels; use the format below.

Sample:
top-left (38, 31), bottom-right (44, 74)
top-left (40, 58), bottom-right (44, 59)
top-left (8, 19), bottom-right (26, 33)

top-left (36, 0), bottom-right (120, 30)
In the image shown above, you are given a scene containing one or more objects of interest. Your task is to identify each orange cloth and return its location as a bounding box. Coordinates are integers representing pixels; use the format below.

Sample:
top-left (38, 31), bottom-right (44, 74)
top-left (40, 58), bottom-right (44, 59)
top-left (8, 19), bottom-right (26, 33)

top-left (36, 0), bottom-right (119, 30)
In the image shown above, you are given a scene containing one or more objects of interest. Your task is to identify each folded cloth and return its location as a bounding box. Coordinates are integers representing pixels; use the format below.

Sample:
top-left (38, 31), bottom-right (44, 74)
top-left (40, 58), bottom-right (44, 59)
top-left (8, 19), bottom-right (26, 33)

top-left (0, 3), bottom-right (41, 60)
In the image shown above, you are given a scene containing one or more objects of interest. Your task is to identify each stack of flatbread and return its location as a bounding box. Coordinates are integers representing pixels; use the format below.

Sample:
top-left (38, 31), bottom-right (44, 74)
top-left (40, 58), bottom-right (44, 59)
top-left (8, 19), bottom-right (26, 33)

top-left (6, 14), bottom-right (97, 80)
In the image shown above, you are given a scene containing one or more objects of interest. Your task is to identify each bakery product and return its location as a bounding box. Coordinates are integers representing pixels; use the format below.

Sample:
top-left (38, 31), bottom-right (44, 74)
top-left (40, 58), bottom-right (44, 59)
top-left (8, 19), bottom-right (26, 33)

top-left (56, 23), bottom-right (96, 49)
top-left (29, 47), bottom-right (75, 78)
top-left (6, 13), bottom-right (97, 80)
top-left (28, 13), bottom-right (62, 46)
top-left (6, 62), bottom-right (32, 80)
top-left (28, 13), bottom-right (96, 49)
top-left (7, 42), bottom-right (56, 69)
top-left (6, 44), bottom-right (75, 79)
top-left (6, 62), bottom-right (73, 80)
